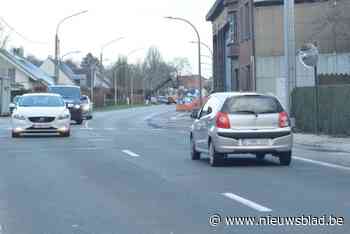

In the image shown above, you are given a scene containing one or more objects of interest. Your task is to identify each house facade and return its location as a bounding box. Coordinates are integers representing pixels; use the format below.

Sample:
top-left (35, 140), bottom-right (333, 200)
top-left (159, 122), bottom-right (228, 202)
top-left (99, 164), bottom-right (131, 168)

top-left (40, 58), bottom-right (78, 86)
top-left (0, 49), bottom-right (54, 95)
top-left (207, 0), bottom-right (350, 106)
top-left (207, 0), bottom-right (255, 92)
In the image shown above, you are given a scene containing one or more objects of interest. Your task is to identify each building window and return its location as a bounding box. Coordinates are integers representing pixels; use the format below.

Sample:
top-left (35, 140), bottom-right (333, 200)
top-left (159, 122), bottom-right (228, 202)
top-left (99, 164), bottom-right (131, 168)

top-left (228, 11), bottom-right (238, 43)
top-left (245, 2), bottom-right (251, 40)
top-left (8, 68), bottom-right (16, 84)
top-left (240, 7), bottom-right (244, 42)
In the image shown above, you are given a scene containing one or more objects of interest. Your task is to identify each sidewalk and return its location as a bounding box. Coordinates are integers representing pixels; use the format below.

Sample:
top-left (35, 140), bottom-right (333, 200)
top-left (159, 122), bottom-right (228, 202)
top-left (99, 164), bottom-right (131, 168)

top-left (294, 133), bottom-right (350, 153)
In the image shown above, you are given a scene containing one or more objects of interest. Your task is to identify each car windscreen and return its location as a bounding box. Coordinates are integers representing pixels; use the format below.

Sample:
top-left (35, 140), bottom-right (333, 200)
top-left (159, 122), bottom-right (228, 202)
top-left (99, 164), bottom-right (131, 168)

top-left (49, 87), bottom-right (80, 100)
top-left (18, 96), bottom-right (65, 107)
top-left (222, 95), bottom-right (284, 114)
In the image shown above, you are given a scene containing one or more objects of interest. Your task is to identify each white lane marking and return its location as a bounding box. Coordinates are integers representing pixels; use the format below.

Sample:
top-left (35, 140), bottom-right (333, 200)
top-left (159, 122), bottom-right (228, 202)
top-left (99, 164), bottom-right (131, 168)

top-left (294, 156), bottom-right (350, 172)
top-left (222, 193), bottom-right (272, 212)
top-left (122, 149), bottom-right (140, 157)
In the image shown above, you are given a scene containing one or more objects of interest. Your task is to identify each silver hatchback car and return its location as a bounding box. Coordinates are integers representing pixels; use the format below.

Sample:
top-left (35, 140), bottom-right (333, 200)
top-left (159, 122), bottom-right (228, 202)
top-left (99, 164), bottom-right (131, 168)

top-left (190, 92), bottom-right (293, 167)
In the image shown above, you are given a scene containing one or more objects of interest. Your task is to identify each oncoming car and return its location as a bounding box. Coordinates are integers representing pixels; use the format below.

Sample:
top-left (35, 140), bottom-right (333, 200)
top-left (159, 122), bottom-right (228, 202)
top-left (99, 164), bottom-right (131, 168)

top-left (190, 92), bottom-right (293, 167)
top-left (80, 95), bottom-right (93, 120)
top-left (11, 93), bottom-right (71, 138)
top-left (48, 85), bottom-right (83, 124)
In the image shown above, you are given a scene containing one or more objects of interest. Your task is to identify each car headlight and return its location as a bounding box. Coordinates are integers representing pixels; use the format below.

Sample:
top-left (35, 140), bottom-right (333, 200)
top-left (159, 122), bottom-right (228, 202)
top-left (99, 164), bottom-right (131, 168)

top-left (58, 113), bottom-right (70, 120)
top-left (67, 103), bottom-right (74, 108)
top-left (82, 104), bottom-right (89, 111)
top-left (74, 104), bottom-right (81, 109)
top-left (12, 114), bottom-right (26, 120)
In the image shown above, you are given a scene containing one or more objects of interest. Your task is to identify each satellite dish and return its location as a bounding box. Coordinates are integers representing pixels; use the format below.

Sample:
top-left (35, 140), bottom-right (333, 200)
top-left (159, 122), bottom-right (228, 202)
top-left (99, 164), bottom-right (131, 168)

top-left (298, 43), bottom-right (319, 68)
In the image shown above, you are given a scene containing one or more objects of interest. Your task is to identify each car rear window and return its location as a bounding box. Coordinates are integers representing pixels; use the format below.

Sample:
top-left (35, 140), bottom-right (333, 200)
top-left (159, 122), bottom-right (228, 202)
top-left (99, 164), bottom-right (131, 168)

top-left (222, 95), bottom-right (284, 114)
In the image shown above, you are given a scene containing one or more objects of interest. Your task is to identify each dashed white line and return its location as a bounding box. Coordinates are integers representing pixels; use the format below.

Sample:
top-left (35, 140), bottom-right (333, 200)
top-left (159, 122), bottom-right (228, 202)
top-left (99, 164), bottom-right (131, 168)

top-left (294, 156), bottom-right (350, 172)
top-left (222, 193), bottom-right (272, 212)
top-left (122, 149), bottom-right (140, 157)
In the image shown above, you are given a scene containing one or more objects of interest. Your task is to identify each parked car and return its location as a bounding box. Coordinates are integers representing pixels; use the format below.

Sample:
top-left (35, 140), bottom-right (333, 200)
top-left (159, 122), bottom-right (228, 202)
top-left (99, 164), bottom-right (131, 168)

top-left (157, 96), bottom-right (168, 104)
top-left (190, 92), bottom-right (293, 167)
top-left (48, 85), bottom-right (83, 124)
top-left (11, 93), bottom-right (71, 138)
top-left (9, 95), bottom-right (22, 114)
top-left (167, 96), bottom-right (177, 104)
top-left (150, 97), bottom-right (158, 104)
top-left (80, 95), bottom-right (93, 120)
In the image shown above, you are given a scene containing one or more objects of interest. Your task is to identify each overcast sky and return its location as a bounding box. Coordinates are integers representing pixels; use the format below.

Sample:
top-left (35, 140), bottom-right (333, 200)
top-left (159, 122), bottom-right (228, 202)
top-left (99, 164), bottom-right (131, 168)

top-left (1, 0), bottom-right (215, 77)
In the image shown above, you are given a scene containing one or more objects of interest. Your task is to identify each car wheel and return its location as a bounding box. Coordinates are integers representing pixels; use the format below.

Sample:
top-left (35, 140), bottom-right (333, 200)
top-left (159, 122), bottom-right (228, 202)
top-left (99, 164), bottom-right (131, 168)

top-left (256, 153), bottom-right (266, 161)
top-left (190, 137), bottom-right (200, 160)
top-left (12, 131), bottom-right (20, 138)
top-left (209, 142), bottom-right (223, 167)
top-left (76, 119), bottom-right (83, 125)
top-left (60, 131), bottom-right (70, 137)
top-left (279, 151), bottom-right (292, 166)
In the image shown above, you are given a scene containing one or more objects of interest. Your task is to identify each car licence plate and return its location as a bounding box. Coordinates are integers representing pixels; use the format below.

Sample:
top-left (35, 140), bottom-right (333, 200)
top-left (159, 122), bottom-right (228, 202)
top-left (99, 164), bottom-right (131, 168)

top-left (33, 124), bottom-right (51, 129)
top-left (242, 139), bottom-right (270, 146)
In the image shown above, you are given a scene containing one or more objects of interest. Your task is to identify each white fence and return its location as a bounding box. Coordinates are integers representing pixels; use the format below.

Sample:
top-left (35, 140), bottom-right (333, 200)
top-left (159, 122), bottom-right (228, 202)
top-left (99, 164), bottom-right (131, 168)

top-left (256, 52), bottom-right (350, 106)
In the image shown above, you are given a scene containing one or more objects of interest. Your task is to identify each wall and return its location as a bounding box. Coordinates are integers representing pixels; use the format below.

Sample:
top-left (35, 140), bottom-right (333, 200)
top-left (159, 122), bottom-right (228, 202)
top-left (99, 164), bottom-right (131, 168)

top-left (40, 59), bottom-right (74, 85)
top-left (0, 77), bottom-right (11, 115)
top-left (0, 58), bottom-right (34, 90)
top-left (254, 1), bottom-right (350, 57)
top-left (256, 52), bottom-right (350, 107)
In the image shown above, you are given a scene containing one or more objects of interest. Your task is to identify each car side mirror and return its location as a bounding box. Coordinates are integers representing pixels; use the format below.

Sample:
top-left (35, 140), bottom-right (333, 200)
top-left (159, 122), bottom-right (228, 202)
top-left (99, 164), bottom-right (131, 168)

top-left (207, 107), bottom-right (213, 115)
top-left (191, 109), bottom-right (199, 119)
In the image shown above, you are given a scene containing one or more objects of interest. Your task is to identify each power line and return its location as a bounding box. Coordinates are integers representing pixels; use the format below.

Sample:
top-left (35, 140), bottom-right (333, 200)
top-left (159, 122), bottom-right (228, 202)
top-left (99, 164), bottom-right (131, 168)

top-left (0, 16), bottom-right (49, 45)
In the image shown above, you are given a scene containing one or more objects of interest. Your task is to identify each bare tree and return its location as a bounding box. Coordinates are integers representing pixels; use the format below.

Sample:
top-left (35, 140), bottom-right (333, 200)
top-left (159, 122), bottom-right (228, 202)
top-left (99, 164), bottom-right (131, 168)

top-left (0, 22), bottom-right (10, 49)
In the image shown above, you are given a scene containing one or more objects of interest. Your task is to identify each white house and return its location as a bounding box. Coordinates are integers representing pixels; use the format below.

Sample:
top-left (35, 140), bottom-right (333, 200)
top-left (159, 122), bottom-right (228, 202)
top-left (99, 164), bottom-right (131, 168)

top-left (40, 58), bottom-right (79, 86)
top-left (0, 49), bottom-right (54, 92)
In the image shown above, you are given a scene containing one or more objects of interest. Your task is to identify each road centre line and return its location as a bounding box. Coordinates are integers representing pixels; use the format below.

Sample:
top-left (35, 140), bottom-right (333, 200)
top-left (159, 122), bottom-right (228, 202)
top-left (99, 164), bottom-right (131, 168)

top-left (122, 150), bottom-right (140, 157)
top-left (294, 156), bottom-right (350, 172)
top-left (222, 193), bottom-right (272, 212)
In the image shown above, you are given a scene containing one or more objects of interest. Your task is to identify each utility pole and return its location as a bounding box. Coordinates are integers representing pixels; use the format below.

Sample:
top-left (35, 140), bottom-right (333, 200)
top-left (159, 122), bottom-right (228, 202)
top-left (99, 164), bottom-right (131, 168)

top-left (54, 10), bottom-right (88, 84)
top-left (54, 35), bottom-right (60, 84)
top-left (283, 0), bottom-right (296, 113)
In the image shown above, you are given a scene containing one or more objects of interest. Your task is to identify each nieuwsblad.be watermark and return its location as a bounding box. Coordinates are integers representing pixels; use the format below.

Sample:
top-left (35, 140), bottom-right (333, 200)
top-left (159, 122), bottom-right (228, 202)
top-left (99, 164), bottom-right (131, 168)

top-left (209, 214), bottom-right (345, 227)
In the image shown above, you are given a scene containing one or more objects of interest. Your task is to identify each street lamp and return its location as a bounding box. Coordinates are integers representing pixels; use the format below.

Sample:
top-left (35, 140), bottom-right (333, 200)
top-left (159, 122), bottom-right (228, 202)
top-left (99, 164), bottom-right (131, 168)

top-left (100, 37), bottom-right (125, 70)
top-left (189, 41), bottom-right (213, 57)
top-left (61, 50), bottom-right (81, 60)
top-left (165, 16), bottom-right (203, 107)
top-left (54, 10), bottom-right (88, 83)
top-left (190, 41), bottom-right (214, 92)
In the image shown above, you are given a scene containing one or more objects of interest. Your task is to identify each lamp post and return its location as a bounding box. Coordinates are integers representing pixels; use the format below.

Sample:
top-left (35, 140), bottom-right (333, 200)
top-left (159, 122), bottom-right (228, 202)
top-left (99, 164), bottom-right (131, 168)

top-left (100, 37), bottom-right (125, 71)
top-left (189, 41), bottom-right (213, 57)
top-left (55, 10), bottom-right (88, 84)
top-left (61, 50), bottom-right (81, 60)
top-left (165, 16), bottom-right (203, 107)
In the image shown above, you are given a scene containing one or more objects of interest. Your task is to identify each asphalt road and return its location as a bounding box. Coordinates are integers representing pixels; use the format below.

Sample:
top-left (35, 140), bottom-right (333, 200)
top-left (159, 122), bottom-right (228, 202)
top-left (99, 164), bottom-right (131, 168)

top-left (0, 105), bottom-right (349, 234)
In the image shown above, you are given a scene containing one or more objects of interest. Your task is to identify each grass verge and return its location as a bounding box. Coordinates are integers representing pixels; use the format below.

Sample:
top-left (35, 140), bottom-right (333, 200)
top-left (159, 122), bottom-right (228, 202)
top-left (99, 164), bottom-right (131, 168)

top-left (94, 104), bottom-right (150, 112)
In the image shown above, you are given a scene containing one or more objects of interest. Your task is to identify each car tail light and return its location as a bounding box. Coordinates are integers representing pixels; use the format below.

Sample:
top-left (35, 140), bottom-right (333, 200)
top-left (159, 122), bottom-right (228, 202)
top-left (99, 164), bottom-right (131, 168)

top-left (279, 112), bottom-right (289, 128)
top-left (216, 112), bottom-right (231, 129)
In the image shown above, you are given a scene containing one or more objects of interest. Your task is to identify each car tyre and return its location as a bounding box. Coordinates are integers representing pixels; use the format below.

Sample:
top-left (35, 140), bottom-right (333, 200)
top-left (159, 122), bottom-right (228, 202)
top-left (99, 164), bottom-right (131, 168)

top-left (209, 142), bottom-right (223, 167)
top-left (279, 151), bottom-right (292, 166)
top-left (190, 137), bottom-right (200, 160)
top-left (12, 131), bottom-right (20, 138)
top-left (60, 131), bottom-right (70, 137)
top-left (76, 119), bottom-right (83, 125)
top-left (256, 153), bottom-right (266, 161)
